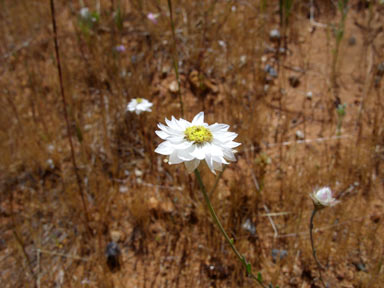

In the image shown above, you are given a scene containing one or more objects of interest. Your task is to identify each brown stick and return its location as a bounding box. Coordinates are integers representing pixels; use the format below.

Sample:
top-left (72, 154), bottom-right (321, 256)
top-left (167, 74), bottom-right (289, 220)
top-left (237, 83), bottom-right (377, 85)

top-left (49, 0), bottom-right (91, 232)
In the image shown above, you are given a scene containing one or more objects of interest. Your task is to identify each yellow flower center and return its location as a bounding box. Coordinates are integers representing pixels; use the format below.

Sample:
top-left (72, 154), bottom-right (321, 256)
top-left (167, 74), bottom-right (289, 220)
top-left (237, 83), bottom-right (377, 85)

top-left (184, 125), bottom-right (213, 144)
top-left (136, 98), bottom-right (143, 103)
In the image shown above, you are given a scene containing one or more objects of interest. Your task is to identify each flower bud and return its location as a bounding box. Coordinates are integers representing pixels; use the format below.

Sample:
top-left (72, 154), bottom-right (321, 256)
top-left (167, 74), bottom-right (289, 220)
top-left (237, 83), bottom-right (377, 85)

top-left (310, 187), bottom-right (339, 209)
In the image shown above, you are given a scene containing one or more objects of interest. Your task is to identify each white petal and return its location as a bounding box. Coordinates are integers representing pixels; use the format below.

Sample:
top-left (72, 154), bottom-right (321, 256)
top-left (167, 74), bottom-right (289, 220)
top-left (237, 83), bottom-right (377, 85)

top-left (157, 122), bottom-right (170, 132)
top-left (225, 141), bottom-right (242, 148)
top-left (171, 116), bottom-right (187, 131)
top-left (204, 154), bottom-right (214, 173)
top-left (127, 103), bottom-right (136, 111)
top-left (190, 145), bottom-right (207, 160)
top-left (212, 155), bottom-right (228, 165)
top-left (192, 112), bottom-right (205, 125)
top-left (209, 123), bottom-right (229, 132)
top-left (178, 119), bottom-right (191, 130)
top-left (166, 117), bottom-right (179, 130)
top-left (172, 141), bottom-right (193, 150)
top-left (155, 130), bottom-right (169, 140)
top-left (169, 151), bottom-right (184, 164)
top-left (212, 161), bottom-right (223, 172)
top-left (184, 159), bottom-right (200, 173)
top-left (155, 141), bottom-right (174, 155)
top-left (223, 149), bottom-right (236, 161)
top-left (158, 122), bottom-right (181, 136)
top-left (177, 146), bottom-right (195, 161)
top-left (214, 132), bottom-right (238, 142)
top-left (207, 143), bottom-right (224, 158)
top-left (165, 134), bottom-right (186, 144)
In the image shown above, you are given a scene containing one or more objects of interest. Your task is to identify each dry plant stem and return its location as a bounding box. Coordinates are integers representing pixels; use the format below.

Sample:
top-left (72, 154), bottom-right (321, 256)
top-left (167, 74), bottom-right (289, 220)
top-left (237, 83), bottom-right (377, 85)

top-left (13, 231), bottom-right (36, 285)
top-left (309, 208), bottom-right (327, 288)
top-left (50, 0), bottom-right (91, 231)
top-left (9, 193), bottom-right (37, 286)
top-left (167, 0), bottom-right (184, 117)
top-left (194, 169), bottom-right (266, 288)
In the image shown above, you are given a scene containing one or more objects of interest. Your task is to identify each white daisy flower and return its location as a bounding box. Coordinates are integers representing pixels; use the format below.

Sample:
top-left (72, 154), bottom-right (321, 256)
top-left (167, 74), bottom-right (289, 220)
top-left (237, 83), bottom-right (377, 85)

top-left (127, 98), bottom-right (153, 115)
top-left (154, 112), bottom-right (241, 174)
top-left (310, 187), bottom-right (339, 209)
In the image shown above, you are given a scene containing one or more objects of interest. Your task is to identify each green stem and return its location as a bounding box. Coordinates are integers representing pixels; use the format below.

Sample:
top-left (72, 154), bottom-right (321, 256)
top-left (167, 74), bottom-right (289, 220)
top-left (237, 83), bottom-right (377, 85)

top-left (194, 169), bottom-right (266, 287)
top-left (167, 0), bottom-right (184, 117)
top-left (309, 208), bottom-right (327, 287)
top-left (336, 117), bottom-right (342, 136)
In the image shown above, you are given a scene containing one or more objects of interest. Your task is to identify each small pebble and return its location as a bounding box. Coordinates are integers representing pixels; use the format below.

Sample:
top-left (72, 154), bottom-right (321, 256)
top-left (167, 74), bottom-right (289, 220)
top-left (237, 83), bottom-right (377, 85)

top-left (295, 130), bottom-right (305, 140)
top-left (242, 219), bottom-right (256, 235)
top-left (348, 36), bottom-right (356, 46)
top-left (289, 76), bottom-right (300, 88)
top-left (169, 81), bottom-right (179, 93)
top-left (105, 242), bottom-right (121, 271)
top-left (264, 64), bottom-right (277, 78)
top-left (272, 249), bottom-right (288, 262)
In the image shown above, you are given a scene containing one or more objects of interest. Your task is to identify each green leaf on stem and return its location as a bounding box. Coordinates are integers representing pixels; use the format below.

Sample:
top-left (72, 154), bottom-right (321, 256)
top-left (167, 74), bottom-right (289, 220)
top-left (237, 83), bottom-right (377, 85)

top-left (246, 263), bottom-right (252, 274)
top-left (257, 272), bottom-right (263, 282)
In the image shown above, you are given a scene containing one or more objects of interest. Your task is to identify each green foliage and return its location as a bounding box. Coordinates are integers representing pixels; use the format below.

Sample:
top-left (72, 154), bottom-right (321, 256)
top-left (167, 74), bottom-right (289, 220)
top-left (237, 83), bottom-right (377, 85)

top-left (257, 272), bottom-right (263, 282)
top-left (114, 7), bottom-right (123, 31)
top-left (246, 263), bottom-right (252, 275)
top-left (337, 104), bottom-right (347, 118)
top-left (75, 124), bottom-right (83, 143)
top-left (279, 0), bottom-right (294, 26)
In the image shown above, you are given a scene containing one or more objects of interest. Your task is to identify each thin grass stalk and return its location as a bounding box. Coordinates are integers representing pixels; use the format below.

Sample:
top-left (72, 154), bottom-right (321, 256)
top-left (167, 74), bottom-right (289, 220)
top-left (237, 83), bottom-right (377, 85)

top-left (49, 0), bottom-right (91, 232)
top-left (167, 0), bottom-right (184, 117)
top-left (9, 190), bottom-right (37, 286)
top-left (331, 0), bottom-right (349, 91)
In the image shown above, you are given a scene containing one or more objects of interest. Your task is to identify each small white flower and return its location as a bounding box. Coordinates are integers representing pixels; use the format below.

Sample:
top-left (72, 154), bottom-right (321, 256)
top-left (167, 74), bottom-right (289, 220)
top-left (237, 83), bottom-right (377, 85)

top-left (127, 98), bottom-right (153, 115)
top-left (310, 187), bottom-right (339, 208)
top-left (46, 159), bottom-right (55, 169)
top-left (218, 40), bottom-right (226, 48)
top-left (80, 7), bottom-right (90, 19)
top-left (154, 112), bottom-right (241, 174)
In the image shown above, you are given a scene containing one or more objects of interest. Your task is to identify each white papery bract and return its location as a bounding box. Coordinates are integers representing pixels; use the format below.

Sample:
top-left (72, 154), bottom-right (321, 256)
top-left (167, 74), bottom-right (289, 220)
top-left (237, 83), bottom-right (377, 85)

top-left (127, 98), bottom-right (153, 115)
top-left (154, 112), bottom-right (241, 174)
top-left (310, 187), bottom-right (339, 209)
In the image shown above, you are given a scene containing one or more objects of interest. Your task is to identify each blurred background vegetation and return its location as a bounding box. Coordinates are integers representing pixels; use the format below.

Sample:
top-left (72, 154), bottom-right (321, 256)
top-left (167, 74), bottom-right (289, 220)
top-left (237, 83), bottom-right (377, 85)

top-left (0, 0), bottom-right (383, 287)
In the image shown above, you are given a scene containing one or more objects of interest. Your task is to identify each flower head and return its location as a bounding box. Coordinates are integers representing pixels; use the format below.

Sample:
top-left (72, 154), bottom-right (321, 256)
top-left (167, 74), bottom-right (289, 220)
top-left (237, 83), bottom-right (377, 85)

top-left (79, 7), bottom-right (98, 24)
top-left (147, 13), bottom-right (159, 24)
top-left (154, 112), bottom-right (241, 174)
top-left (80, 7), bottom-right (90, 19)
top-left (127, 98), bottom-right (152, 115)
top-left (310, 187), bottom-right (339, 209)
top-left (114, 45), bottom-right (126, 53)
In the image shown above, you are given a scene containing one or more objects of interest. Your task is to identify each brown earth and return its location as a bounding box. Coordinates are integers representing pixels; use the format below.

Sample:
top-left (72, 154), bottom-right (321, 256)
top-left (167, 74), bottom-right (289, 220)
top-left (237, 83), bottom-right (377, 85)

top-left (0, 1), bottom-right (383, 288)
